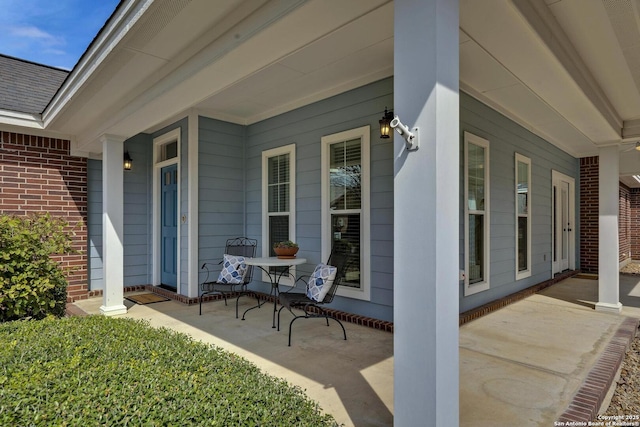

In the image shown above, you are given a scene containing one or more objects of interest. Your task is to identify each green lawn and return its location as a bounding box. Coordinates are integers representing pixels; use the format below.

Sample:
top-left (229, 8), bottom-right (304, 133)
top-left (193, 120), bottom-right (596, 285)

top-left (0, 316), bottom-right (337, 426)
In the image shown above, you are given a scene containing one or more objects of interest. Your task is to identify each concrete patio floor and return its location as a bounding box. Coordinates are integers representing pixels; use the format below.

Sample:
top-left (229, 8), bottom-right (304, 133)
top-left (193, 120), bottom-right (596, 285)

top-left (70, 274), bottom-right (640, 427)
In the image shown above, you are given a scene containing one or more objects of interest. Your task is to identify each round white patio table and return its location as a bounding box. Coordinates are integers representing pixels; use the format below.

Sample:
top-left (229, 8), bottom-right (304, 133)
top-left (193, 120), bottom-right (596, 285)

top-left (243, 256), bottom-right (307, 328)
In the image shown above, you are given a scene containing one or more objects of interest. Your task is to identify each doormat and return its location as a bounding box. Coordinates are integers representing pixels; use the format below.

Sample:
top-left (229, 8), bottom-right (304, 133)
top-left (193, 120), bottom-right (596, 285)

top-left (126, 293), bottom-right (170, 305)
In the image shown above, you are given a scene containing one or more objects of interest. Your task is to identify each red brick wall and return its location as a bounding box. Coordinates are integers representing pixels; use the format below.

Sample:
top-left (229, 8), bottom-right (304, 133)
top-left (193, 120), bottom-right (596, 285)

top-left (632, 188), bottom-right (640, 259)
top-left (0, 132), bottom-right (88, 302)
top-left (580, 156), bottom-right (599, 273)
top-left (620, 183), bottom-right (631, 263)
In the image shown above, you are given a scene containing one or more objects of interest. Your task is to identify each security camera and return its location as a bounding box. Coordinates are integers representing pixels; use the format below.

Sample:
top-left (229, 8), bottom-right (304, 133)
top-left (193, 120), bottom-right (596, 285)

top-left (390, 115), bottom-right (419, 150)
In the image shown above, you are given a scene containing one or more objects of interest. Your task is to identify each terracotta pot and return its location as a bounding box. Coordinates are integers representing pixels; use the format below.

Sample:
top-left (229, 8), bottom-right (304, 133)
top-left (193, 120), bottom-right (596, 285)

top-left (273, 246), bottom-right (299, 259)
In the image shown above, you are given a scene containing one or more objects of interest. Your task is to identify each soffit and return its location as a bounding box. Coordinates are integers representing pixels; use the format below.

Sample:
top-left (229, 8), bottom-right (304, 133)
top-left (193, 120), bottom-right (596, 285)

top-left (42, 0), bottom-right (640, 168)
top-left (46, 0), bottom-right (392, 155)
top-left (460, 0), bottom-right (640, 160)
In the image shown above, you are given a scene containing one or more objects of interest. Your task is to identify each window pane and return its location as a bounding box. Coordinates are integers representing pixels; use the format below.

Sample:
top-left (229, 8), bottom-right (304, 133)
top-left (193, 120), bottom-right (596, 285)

top-left (160, 141), bottom-right (178, 162)
top-left (330, 139), bottom-right (362, 210)
top-left (331, 213), bottom-right (361, 288)
top-left (517, 161), bottom-right (528, 215)
top-left (518, 217), bottom-right (528, 271)
top-left (467, 143), bottom-right (485, 211)
top-left (468, 213), bottom-right (484, 283)
top-left (165, 141), bottom-right (177, 160)
top-left (267, 154), bottom-right (290, 213)
top-left (269, 215), bottom-right (290, 274)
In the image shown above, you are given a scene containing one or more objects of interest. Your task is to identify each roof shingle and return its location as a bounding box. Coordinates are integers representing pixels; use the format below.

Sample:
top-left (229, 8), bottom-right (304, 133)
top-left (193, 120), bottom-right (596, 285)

top-left (0, 54), bottom-right (69, 115)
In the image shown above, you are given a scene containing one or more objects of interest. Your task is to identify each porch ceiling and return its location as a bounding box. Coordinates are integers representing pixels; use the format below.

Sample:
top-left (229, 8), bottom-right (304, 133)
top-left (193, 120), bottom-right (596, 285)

top-left (460, 0), bottom-right (640, 163)
top-left (36, 0), bottom-right (640, 182)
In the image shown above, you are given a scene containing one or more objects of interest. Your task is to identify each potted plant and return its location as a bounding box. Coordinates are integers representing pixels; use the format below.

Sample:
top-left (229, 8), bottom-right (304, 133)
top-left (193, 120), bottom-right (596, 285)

top-left (273, 240), bottom-right (299, 258)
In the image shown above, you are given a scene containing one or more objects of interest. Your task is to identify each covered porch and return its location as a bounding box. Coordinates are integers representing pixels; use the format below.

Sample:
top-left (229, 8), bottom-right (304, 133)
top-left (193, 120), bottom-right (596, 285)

top-left (29, 0), bottom-right (640, 425)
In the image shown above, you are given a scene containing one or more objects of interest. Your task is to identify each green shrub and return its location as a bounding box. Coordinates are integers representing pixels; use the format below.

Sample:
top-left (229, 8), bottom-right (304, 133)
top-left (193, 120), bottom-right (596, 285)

top-left (0, 316), bottom-right (337, 426)
top-left (0, 213), bottom-right (75, 322)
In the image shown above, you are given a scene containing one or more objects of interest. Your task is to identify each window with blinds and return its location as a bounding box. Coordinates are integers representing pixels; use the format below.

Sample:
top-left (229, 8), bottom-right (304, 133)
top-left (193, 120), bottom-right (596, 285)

top-left (464, 132), bottom-right (490, 296)
top-left (329, 139), bottom-right (362, 288)
top-left (267, 153), bottom-right (290, 257)
top-left (515, 153), bottom-right (531, 280)
top-left (262, 145), bottom-right (296, 282)
top-left (321, 126), bottom-right (370, 301)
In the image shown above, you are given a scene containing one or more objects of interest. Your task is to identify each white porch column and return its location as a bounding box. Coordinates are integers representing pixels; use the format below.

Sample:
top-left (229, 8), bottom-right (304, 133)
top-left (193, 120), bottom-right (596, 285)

top-left (100, 135), bottom-right (127, 316)
top-left (393, 0), bottom-right (459, 426)
top-left (596, 145), bottom-right (622, 313)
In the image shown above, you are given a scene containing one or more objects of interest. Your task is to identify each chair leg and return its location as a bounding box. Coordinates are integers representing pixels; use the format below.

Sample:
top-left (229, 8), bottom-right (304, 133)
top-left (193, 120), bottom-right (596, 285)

top-left (286, 313), bottom-right (347, 346)
top-left (277, 305), bottom-right (288, 331)
top-left (330, 317), bottom-right (347, 341)
top-left (288, 315), bottom-right (304, 346)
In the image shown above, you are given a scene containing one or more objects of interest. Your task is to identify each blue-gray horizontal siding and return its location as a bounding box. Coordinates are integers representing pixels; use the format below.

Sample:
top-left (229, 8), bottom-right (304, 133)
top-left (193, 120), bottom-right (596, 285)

top-left (86, 133), bottom-right (153, 290)
top-left (245, 77), bottom-right (394, 322)
top-left (459, 92), bottom-right (580, 312)
top-left (197, 117), bottom-right (246, 283)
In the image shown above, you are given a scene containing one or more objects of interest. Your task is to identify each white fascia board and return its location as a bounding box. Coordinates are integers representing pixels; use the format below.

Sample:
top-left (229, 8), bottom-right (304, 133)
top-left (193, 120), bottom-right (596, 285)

top-left (0, 113), bottom-right (76, 143)
top-left (42, 0), bottom-right (155, 128)
top-left (0, 110), bottom-right (44, 129)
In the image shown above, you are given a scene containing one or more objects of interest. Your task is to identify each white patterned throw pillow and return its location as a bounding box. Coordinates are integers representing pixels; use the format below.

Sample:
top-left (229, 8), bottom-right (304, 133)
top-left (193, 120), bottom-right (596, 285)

top-left (306, 264), bottom-right (338, 302)
top-left (217, 254), bottom-right (248, 284)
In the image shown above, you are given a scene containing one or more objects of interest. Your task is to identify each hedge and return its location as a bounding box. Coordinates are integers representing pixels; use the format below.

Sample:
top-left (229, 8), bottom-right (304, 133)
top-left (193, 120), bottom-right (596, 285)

top-left (0, 213), bottom-right (74, 321)
top-left (0, 316), bottom-right (337, 426)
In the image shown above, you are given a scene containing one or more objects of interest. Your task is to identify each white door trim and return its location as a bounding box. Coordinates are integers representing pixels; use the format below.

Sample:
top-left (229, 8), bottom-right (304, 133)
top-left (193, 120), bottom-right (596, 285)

top-left (551, 170), bottom-right (575, 274)
top-left (152, 129), bottom-right (181, 289)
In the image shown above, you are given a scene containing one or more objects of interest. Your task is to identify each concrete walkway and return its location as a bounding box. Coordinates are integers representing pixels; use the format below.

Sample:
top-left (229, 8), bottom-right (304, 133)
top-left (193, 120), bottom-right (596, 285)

top-left (70, 274), bottom-right (640, 427)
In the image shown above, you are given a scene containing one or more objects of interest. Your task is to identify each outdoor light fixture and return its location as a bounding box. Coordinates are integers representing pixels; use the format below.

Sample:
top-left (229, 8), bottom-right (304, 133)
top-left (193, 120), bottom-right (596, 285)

top-left (390, 115), bottom-right (419, 150)
top-left (124, 151), bottom-right (133, 171)
top-left (379, 107), bottom-right (394, 139)
top-left (635, 142), bottom-right (640, 151)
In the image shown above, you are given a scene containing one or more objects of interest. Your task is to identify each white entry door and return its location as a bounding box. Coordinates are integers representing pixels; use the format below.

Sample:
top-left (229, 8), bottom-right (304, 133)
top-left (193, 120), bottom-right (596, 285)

top-left (552, 171), bottom-right (575, 274)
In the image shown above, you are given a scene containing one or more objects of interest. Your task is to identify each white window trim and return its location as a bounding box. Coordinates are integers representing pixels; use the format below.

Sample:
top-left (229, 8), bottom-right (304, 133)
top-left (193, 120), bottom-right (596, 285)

top-left (261, 144), bottom-right (296, 287)
top-left (464, 132), bottom-right (490, 296)
top-left (152, 128), bottom-right (181, 289)
top-left (321, 125), bottom-right (370, 301)
top-left (515, 153), bottom-right (532, 280)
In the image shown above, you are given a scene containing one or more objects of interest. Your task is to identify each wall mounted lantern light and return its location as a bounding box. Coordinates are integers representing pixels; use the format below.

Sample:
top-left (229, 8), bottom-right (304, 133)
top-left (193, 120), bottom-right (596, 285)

top-left (379, 107), bottom-right (394, 139)
top-left (124, 151), bottom-right (133, 171)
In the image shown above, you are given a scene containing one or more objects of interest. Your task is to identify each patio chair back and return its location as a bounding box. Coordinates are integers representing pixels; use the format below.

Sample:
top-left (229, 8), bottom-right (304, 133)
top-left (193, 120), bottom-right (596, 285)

top-left (318, 246), bottom-right (350, 305)
top-left (199, 237), bottom-right (257, 316)
top-left (224, 237), bottom-right (257, 283)
top-left (276, 241), bottom-right (352, 345)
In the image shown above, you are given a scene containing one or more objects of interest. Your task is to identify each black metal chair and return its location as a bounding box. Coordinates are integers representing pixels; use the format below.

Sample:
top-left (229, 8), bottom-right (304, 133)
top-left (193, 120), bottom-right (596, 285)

top-left (199, 237), bottom-right (259, 317)
top-left (277, 247), bottom-right (349, 346)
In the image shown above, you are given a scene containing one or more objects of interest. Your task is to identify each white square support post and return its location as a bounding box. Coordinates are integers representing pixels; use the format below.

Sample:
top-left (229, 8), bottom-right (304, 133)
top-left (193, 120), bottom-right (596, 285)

top-left (100, 135), bottom-right (127, 316)
top-left (393, 0), bottom-right (460, 425)
top-left (596, 145), bottom-right (622, 313)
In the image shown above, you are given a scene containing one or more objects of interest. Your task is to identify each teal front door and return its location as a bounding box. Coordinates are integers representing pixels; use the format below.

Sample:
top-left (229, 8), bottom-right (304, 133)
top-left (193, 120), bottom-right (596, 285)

top-left (161, 164), bottom-right (178, 289)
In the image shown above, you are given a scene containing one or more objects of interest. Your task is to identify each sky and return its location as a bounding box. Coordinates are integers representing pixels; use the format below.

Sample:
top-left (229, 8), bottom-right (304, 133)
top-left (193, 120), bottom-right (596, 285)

top-left (0, 0), bottom-right (121, 70)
